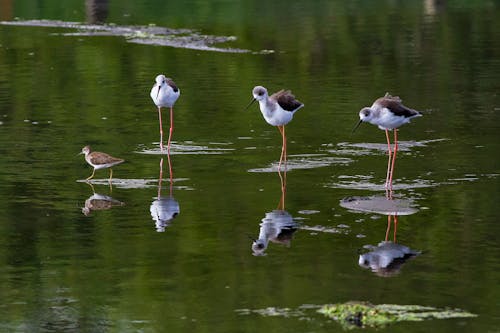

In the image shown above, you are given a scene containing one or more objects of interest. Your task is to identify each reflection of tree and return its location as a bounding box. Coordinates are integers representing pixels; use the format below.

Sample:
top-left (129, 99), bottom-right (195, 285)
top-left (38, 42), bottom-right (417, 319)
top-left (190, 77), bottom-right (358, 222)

top-left (85, 0), bottom-right (109, 24)
top-left (0, 0), bottom-right (13, 21)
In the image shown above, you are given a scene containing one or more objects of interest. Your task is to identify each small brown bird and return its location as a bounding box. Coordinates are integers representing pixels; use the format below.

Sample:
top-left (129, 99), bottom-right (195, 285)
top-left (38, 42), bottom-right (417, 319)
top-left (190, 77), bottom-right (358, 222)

top-left (80, 145), bottom-right (124, 181)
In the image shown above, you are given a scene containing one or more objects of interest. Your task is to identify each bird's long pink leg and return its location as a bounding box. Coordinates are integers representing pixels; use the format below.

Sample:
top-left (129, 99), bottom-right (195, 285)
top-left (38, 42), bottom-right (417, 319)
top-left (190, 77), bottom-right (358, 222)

top-left (277, 126), bottom-right (285, 171)
top-left (167, 107), bottom-right (174, 154)
top-left (385, 214), bottom-right (399, 242)
top-left (393, 214), bottom-right (398, 243)
top-left (385, 129), bottom-right (393, 189)
top-left (167, 150), bottom-right (173, 196)
top-left (158, 107), bottom-right (164, 152)
top-left (158, 158), bottom-right (164, 198)
top-left (388, 129), bottom-right (398, 188)
top-left (283, 125), bottom-right (287, 169)
top-left (385, 215), bottom-right (392, 242)
top-left (277, 167), bottom-right (287, 210)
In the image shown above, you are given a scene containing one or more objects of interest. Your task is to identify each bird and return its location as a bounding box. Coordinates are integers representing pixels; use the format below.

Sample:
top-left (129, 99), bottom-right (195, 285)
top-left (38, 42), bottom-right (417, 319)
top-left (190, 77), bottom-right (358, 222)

top-left (353, 93), bottom-right (422, 189)
top-left (246, 86), bottom-right (304, 170)
top-left (358, 240), bottom-right (420, 277)
top-left (80, 145), bottom-right (124, 181)
top-left (251, 210), bottom-right (298, 256)
top-left (82, 192), bottom-right (125, 216)
top-left (150, 74), bottom-right (180, 153)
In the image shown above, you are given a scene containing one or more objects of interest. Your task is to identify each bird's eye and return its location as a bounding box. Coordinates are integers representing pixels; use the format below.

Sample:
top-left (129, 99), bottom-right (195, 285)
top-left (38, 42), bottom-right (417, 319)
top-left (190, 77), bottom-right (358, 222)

top-left (258, 92), bottom-right (263, 96)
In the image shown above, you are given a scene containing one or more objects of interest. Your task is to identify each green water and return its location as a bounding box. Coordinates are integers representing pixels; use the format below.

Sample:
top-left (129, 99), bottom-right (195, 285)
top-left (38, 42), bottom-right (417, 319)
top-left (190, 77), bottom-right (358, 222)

top-left (0, 1), bottom-right (499, 332)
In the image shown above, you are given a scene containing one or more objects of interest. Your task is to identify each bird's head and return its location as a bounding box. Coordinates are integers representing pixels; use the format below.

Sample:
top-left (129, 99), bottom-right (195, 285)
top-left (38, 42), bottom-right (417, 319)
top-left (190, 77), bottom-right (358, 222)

top-left (155, 74), bottom-right (167, 86)
top-left (245, 86), bottom-right (268, 111)
top-left (252, 86), bottom-right (268, 101)
top-left (80, 145), bottom-right (91, 156)
top-left (352, 107), bottom-right (373, 133)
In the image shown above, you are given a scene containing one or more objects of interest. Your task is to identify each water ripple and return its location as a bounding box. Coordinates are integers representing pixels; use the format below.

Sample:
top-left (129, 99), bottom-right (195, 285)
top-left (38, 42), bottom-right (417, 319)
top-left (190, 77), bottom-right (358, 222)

top-left (248, 154), bottom-right (353, 173)
top-left (76, 178), bottom-right (193, 190)
top-left (323, 138), bottom-right (448, 156)
top-left (136, 142), bottom-right (234, 155)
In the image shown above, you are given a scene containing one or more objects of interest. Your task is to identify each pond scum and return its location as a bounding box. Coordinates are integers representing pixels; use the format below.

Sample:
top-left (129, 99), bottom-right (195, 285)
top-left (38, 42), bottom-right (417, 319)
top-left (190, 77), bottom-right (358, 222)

top-left (237, 301), bottom-right (476, 330)
top-left (319, 302), bottom-right (477, 329)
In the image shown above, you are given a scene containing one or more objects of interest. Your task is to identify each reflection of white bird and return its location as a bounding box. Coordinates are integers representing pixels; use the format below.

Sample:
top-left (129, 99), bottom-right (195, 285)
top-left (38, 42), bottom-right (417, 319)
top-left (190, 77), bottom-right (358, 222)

top-left (358, 241), bottom-right (420, 277)
top-left (252, 210), bottom-right (298, 256)
top-left (150, 196), bottom-right (180, 232)
top-left (82, 193), bottom-right (124, 216)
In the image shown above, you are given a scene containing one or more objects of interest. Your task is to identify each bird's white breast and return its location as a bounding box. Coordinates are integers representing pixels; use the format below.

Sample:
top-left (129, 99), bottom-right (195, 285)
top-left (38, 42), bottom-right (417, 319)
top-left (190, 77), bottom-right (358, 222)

top-left (375, 108), bottom-right (410, 130)
top-left (259, 101), bottom-right (294, 126)
top-left (151, 84), bottom-right (180, 108)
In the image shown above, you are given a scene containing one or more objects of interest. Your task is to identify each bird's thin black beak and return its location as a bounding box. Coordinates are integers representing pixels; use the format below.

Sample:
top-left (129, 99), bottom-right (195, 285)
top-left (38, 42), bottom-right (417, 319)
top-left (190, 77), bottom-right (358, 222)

top-left (245, 98), bottom-right (256, 111)
top-left (77, 151), bottom-right (83, 156)
top-left (352, 119), bottom-right (363, 134)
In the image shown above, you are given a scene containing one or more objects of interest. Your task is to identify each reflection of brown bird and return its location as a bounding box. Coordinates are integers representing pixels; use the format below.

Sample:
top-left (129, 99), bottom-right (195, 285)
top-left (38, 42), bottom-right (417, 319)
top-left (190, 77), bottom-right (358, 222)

top-left (80, 145), bottom-right (124, 181)
top-left (82, 193), bottom-right (125, 216)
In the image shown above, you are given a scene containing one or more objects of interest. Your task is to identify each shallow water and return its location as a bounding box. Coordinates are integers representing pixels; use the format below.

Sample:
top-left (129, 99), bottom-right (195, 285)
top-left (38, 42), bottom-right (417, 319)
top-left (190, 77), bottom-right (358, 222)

top-left (0, 1), bottom-right (499, 332)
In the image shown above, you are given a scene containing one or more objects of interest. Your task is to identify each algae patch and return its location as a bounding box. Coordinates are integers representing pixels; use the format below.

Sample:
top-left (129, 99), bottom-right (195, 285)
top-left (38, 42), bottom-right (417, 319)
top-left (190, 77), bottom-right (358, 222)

top-left (237, 302), bottom-right (476, 329)
top-left (318, 302), bottom-right (477, 329)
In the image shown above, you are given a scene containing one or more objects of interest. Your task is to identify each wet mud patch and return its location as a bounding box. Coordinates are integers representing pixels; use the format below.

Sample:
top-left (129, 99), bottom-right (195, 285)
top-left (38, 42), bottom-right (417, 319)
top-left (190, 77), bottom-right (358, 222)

top-left (136, 142), bottom-right (234, 155)
top-left (323, 139), bottom-right (448, 156)
top-left (326, 175), bottom-right (436, 191)
top-left (0, 19), bottom-right (271, 54)
top-left (340, 195), bottom-right (419, 216)
top-left (327, 173), bottom-right (498, 192)
top-left (76, 177), bottom-right (193, 190)
top-left (248, 154), bottom-right (353, 173)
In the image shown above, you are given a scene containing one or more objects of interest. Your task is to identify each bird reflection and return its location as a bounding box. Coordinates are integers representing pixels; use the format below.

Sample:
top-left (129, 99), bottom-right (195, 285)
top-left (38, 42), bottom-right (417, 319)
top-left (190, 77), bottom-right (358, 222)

top-left (341, 190), bottom-right (420, 276)
top-left (358, 240), bottom-right (420, 277)
top-left (150, 154), bottom-right (180, 232)
top-left (82, 182), bottom-right (124, 216)
top-left (251, 168), bottom-right (299, 256)
top-left (85, 0), bottom-right (109, 24)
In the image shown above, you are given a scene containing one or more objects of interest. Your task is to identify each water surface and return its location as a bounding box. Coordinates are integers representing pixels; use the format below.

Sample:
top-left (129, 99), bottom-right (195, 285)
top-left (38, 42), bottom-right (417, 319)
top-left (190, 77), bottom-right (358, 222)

top-left (0, 1), bottom-right (499, 332)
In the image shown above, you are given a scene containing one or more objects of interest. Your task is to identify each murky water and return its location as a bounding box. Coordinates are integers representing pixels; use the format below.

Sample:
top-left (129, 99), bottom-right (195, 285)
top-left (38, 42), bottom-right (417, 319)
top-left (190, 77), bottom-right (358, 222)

top-left (0, 1), bottom-right (499, 332)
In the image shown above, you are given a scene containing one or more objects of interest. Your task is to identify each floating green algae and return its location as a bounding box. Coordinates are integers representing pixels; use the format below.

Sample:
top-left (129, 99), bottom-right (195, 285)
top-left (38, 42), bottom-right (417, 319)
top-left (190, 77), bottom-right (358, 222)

top-left (318, 302), bottom-right (477, 329)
